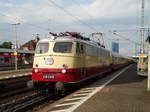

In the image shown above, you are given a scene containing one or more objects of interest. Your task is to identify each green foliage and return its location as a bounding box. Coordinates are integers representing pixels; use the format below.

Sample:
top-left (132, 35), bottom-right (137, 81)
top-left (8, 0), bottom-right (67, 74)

top-left (0, 41), bottom-right (13, 49)
top-left (146, 90), bottom-right (150, 92)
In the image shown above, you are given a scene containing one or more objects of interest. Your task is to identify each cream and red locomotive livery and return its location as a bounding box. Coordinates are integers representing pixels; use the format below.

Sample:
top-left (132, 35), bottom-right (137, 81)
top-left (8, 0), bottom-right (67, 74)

top-left (32, 32), bottom-right (130, 91)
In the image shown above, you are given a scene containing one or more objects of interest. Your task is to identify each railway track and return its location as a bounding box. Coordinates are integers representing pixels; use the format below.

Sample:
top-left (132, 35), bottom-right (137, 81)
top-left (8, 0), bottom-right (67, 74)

top-left (0, 65), bottom-right (130, 112)
top-left (0, 74), bottom-right (33, 107)
top-left (0, 88), bottom-right (31, 99)
top-left (0, 88), bottom-right (35, 105)
top-left (0, 92), bottom-right (46, 112)
top-left (0, 76), bottom-right (103, 112)
top-left (0, 76), bottom-right (31, 93)
top-left (0, 68), bottom-right (31, 80)
top-left (0, 64), bottom-right (32, 71)
top-left (0, 82), bottom-right (82, 112)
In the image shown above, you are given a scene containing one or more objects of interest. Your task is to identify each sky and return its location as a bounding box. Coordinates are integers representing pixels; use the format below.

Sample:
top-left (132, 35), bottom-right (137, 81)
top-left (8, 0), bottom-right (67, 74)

top-left (0, 0), bottom-right (150, 56)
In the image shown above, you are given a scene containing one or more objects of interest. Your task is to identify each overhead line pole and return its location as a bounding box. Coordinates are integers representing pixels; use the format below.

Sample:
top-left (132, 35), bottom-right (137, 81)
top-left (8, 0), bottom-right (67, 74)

top-left (139, 0), bottom-right (145, 62)
top-left (12, 23), bottom-right (20, 71)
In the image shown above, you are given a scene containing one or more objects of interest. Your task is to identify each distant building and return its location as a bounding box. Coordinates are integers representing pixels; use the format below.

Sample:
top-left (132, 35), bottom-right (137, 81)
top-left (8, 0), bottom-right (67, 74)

top-left (19, 40), bottom-right (37, 51)
top-left (112, 42), bottom-right (119, 53)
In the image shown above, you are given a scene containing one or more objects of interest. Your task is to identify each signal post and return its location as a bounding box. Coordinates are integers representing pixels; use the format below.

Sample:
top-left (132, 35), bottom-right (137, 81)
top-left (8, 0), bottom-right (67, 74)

top-left (13, 50), bottom-right (18, 71)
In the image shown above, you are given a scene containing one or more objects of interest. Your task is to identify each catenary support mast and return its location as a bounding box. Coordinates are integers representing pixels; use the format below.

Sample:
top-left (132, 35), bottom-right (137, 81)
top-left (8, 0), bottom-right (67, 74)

top-left (140, 0), bottom-right (145, 61)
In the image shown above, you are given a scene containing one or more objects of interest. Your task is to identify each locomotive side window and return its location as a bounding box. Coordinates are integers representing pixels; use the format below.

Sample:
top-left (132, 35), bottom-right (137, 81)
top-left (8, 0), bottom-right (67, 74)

top-left (76, 43), bottom-right (80, 53)
top-left (80, 44), bottom-right (84, 54)
top-left (54, 42), bottom-right (73, 53)
top-left (76, 43), bottom-right (84, 54)
top-left (36, 43), bottom-right (49, 54)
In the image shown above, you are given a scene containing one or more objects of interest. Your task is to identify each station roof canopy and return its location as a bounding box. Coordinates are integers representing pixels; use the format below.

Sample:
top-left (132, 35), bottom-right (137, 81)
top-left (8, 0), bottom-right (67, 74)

top-left (132, 55), bottom-right (148, 58)
top-left (0, 48), bottom-right (34, 54)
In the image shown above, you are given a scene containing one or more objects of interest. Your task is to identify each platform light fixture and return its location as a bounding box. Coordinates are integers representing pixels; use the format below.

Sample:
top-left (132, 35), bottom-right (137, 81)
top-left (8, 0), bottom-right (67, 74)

top-left (12, 22), bottom-right (20, 71)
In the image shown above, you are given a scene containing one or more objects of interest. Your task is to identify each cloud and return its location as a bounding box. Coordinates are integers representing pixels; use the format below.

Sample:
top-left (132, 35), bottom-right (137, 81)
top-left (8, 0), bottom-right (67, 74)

top-left (0, 2), bottom-right (75, 24)
top-left (68, 0), bottom-right (138, 20)
top-left (0, 2), bottom-right (15, 7)
top-left (119, 46), bottom-right (135, 56)
top-left (0, 0), bottom-right (146, 56)
top-left (0, 0), bottom-right (139, 25)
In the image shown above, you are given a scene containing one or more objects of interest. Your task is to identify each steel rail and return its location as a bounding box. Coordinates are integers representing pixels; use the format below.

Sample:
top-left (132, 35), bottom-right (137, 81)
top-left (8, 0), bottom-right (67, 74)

top-left (0, 88), bottom-right (31, 99)
top-left (0, 92), bottom-right (48, 112)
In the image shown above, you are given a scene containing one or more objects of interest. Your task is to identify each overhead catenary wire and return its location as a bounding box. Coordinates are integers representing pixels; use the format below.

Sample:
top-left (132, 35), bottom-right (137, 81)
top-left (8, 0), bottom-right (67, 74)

top-left (47, 0), bottom-right (99, 33)
top-left (136, 0), bottom-right (140, 28)
top-left (42, 0), bottom-right (145, 54)
top-left (102, 33), bottom-right (112, 49)
top-left (2, 0), bottom-right (114, 46)
top-left (70, 0), bottom-right (114, 44)
top-left (147, 0), bottom-right (150, 36)
top-left (109, 31), bottom-right (140, 46)
top-left (3, 0), bottom-right (108, 43)
top-left (70, 0), bottom-right (94, 20)
top-left (69, 0), bottom-right (144, 47)
top-left (46, 0), bottom-right (115, 47)
top-left (70, 0), bottom-right (104, 41)
top-left (1, 0), bottom-right (140, 51)
top-left (0, 12), bottom-right (50, 31)
top-left (3, 0), bottom-right (72, 32)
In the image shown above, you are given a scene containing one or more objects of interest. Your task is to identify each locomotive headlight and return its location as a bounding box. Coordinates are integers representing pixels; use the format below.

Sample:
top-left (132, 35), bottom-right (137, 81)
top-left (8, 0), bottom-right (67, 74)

top-left (51, 36), bottom-right (56, 40)
top-left (45, 58), bottom-right (54, 65)
top-left (61, 69), bottom-right (66, 74)
top-left (34, 69), bottom-right (38, 73)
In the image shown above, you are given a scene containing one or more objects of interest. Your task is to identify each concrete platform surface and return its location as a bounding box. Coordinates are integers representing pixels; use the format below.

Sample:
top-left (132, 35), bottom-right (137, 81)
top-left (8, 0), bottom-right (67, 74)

top-left (0, 69), bottom-right (31, 80)
top-left (74, 64), bottom-right (150, 112)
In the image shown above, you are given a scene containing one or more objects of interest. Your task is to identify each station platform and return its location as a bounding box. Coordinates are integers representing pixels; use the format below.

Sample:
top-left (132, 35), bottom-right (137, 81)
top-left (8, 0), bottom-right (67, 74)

top-left (0, 69), bottom-right (31, 80)
top-left (74, 64), bottom-right (150, 112)
top-left (36, 64), bottom-right (150, 112)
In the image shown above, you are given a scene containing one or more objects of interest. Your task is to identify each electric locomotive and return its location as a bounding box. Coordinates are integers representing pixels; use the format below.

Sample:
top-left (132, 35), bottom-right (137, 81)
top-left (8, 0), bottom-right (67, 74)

top-left (32, 32), bottom-right (130, 92)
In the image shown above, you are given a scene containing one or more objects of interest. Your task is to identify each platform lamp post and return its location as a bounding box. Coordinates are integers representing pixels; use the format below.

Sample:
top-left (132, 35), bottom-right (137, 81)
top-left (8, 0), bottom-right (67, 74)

top-left (12, 23), bottom-right (20, 71)
top-left (146, 35), bottom-right (150, 91)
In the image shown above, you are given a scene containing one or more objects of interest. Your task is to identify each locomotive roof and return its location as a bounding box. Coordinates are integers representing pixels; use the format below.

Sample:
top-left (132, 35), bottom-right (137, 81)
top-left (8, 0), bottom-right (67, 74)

top-left (0, 48), bottom-right (34, 54)
top-left (39, 36), bottom-right (104, 49)
top-left (39, 36), bottom-right (129, 59)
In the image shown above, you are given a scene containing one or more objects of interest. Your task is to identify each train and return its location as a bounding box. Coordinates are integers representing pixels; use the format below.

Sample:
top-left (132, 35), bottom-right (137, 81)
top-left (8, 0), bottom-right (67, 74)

top-left (32, 32), bottom-right (131, 93)
top-left (0, 48), bottom-right (34, 66)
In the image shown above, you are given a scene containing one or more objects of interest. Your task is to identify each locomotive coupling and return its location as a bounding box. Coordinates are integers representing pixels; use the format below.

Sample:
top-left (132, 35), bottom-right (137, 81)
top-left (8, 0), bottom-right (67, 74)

top-left (55, 82), bottom-right (65, 91)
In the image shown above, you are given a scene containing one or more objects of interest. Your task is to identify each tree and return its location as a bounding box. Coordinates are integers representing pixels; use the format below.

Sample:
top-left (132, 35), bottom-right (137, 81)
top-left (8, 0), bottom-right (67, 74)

top-left (0, 41), bottom-right (13, 49)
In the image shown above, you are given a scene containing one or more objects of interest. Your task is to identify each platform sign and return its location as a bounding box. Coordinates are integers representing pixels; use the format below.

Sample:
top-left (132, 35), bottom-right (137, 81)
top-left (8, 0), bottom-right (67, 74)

top-left (139, 54), bottom-right (145, 58)
top-left (11, 44), bottom-right (20, 50)
top-left (13, 50), bottom-right (18, 56)
top-left (139, 50), bottom-right (148, 54)
top-left (11, 44), bottom-right (16, 49)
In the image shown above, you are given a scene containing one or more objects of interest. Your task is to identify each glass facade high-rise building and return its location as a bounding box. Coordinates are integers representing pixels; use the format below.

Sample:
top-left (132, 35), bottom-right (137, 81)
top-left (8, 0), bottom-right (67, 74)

top-left (112, 42), bottom-right (119, 53)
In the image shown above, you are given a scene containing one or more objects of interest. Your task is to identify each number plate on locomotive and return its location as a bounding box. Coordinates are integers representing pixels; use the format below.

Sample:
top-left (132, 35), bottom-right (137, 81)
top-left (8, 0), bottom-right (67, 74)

top-left (43, 75), bottom-right (55, 79)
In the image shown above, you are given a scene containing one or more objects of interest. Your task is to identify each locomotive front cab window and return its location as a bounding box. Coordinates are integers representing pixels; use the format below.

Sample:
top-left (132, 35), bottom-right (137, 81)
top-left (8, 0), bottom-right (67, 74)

top-left (36, 43), bottom-right (49, 54)
top-left (53, 42), bottom-right (73, 53)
